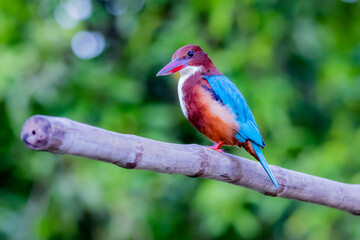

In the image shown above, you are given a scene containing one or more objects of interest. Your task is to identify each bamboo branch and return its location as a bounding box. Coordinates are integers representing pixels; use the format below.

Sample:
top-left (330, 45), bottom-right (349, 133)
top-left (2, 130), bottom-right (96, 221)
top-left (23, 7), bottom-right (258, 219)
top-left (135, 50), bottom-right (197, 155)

top-left (20, 115), bottom-right (360, 215)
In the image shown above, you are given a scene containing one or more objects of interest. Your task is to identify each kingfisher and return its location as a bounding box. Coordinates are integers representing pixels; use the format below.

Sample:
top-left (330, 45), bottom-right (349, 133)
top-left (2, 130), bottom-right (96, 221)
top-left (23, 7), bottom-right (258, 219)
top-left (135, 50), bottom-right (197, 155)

top-left (156, 44), bottom-right (279, 189)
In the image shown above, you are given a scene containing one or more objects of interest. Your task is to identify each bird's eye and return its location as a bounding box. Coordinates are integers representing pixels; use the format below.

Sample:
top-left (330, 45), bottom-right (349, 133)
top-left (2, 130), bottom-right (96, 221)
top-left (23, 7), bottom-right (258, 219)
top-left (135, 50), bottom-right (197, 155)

top-left (187, 51), bottom-right (194, 57)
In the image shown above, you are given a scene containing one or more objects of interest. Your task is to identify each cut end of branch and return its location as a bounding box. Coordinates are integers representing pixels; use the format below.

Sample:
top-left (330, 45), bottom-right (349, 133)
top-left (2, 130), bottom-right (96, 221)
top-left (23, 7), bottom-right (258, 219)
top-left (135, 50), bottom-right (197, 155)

top-left (21, 115), bottom-right (53, 151)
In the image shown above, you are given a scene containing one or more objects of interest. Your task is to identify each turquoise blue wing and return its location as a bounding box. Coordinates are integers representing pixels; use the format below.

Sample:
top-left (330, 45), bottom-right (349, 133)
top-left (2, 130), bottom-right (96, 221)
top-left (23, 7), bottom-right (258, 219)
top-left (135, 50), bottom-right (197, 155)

top-left (203, 75), bottom-right (265, 147)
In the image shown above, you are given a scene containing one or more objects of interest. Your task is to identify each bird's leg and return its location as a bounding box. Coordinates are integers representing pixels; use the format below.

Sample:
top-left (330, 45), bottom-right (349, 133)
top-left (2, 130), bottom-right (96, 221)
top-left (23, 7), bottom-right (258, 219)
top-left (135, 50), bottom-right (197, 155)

top-left (207, 141), bottom-right (224, 153)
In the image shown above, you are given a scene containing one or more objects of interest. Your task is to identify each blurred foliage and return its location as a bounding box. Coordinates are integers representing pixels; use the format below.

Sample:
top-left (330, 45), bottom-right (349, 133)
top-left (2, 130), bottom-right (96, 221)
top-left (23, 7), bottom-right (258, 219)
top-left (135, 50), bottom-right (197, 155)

top-left (1, 0), bottom-right (360, 239)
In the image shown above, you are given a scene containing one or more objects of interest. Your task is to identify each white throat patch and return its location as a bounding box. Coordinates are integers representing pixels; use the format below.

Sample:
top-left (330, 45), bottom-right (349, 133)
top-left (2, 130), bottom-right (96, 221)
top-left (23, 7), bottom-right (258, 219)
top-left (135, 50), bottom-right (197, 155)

top-left (177, 66), bottom-right (202, 118)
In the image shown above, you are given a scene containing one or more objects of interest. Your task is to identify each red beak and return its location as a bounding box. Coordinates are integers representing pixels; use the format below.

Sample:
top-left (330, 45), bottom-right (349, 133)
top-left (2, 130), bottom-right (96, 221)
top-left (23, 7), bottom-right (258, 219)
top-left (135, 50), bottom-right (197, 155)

top-left (156, 58), bottom-right (189, 76)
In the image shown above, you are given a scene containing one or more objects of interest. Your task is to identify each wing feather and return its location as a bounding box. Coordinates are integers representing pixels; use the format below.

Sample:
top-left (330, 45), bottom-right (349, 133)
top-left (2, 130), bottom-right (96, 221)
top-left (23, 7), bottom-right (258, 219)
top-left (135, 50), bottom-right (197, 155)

top-left (204, 75), bottom-right (265, 147)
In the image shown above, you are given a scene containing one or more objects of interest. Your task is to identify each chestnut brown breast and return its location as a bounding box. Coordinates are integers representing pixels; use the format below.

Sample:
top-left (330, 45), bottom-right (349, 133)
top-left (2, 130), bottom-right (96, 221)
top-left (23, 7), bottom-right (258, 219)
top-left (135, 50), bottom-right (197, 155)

top-left (181, 73), bottom-right (240, 145)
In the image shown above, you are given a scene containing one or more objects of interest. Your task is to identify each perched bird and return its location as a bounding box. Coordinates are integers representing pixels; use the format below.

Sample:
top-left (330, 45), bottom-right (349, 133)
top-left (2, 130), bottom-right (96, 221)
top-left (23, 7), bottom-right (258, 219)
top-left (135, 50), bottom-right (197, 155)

top-left (156, 44), bottom-right (279, 189)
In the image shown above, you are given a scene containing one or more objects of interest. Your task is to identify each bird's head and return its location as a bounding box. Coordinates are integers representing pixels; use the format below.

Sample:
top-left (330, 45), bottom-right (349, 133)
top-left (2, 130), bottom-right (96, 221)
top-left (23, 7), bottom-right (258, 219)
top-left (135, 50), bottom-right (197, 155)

top-left (156, 44), bottom-right (212, 76)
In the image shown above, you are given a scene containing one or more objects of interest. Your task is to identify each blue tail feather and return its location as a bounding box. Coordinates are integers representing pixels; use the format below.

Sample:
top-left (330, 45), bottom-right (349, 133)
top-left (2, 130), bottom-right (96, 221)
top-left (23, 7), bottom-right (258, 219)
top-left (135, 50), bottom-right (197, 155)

top-left (252, 144), bottom-right (279, 189)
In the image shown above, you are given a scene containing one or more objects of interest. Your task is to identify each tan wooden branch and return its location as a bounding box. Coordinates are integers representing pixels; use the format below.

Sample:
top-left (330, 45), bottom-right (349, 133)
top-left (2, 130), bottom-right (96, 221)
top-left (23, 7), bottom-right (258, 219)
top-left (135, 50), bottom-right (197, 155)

top-left (20, 115), bottom-right (360, 215)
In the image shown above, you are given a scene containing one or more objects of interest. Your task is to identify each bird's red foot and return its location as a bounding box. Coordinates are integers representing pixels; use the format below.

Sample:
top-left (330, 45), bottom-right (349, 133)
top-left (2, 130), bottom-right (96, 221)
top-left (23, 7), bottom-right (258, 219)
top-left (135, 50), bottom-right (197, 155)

top-left (207, 147), bottom-right (224, 153)
top-left (207, 141), bottom-right (224, 153)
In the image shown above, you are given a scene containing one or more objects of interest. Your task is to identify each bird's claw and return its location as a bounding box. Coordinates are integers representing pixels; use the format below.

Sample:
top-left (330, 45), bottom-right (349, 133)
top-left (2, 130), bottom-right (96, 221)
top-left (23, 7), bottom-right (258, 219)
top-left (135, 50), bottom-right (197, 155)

top-left (206, 146), bottom-right (225, 153)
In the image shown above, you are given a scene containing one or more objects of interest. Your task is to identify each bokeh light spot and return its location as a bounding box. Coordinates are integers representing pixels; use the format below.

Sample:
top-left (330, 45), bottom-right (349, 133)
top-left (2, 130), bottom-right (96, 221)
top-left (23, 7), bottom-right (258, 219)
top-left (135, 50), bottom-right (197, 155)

top-left (105, 0), bottom-right (129, 16)
top-left (65, 0), bottom-right (92, 20)
top-left (71, 31), bottom-right (106, 59)
top-left (54, 4), bottom-right (78, 29)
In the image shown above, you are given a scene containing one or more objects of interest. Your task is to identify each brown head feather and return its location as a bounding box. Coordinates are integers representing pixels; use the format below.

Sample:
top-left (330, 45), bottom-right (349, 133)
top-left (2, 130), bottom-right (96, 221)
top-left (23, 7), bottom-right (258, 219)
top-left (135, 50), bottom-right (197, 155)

top-left (171, 44), bottom-right (221, 75)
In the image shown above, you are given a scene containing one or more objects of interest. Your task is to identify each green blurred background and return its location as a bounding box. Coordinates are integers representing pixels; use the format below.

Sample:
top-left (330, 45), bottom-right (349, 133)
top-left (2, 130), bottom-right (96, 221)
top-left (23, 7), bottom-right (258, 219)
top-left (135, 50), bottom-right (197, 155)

top-left (1, 0), bottom-right (360, 239)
